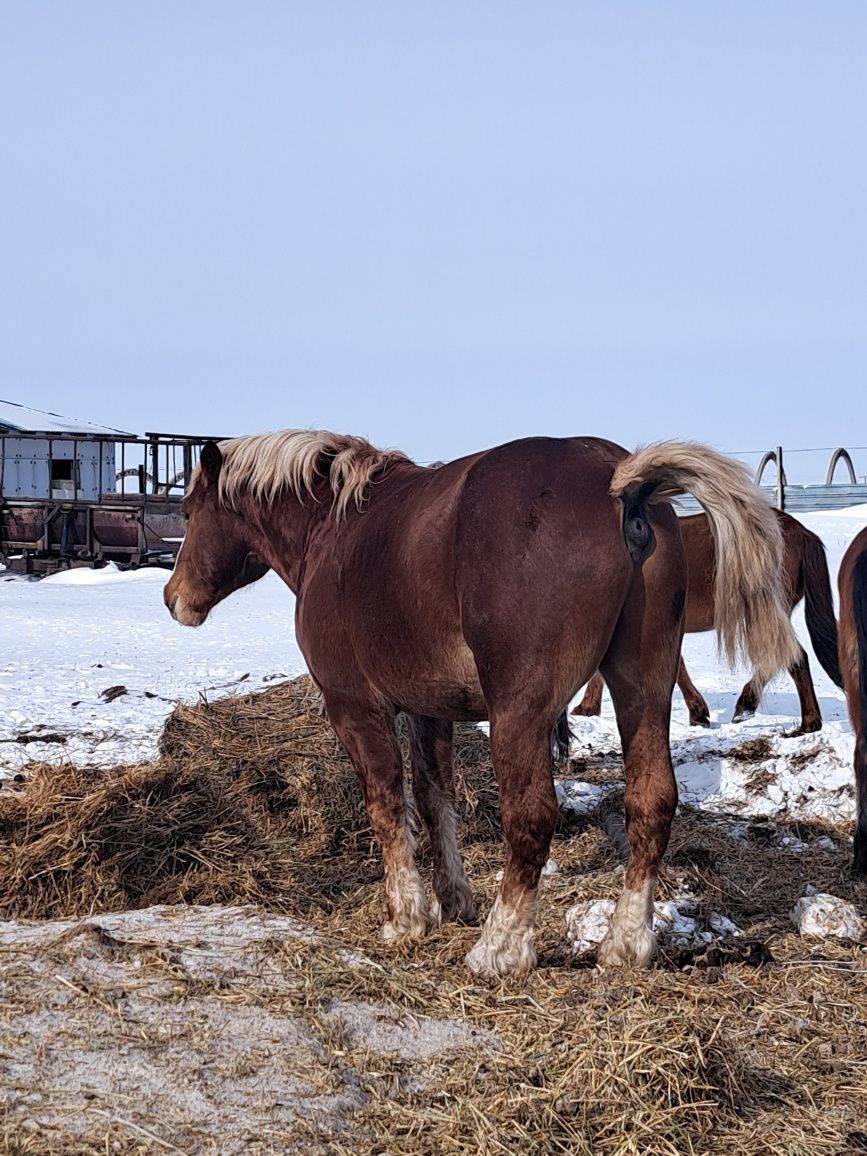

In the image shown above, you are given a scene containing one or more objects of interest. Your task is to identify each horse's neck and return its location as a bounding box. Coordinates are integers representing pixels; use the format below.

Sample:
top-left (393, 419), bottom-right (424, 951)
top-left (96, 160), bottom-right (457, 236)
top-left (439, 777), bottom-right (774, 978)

top-left (240, 491), bottom-right (325, 595)
top-left (242, 462), bottom-right (422, 592)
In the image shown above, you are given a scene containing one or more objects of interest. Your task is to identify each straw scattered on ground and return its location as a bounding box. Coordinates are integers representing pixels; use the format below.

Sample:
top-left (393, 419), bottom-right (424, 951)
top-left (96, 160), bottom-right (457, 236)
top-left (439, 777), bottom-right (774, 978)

top-left (2, 675), bottom-right (867, 1155)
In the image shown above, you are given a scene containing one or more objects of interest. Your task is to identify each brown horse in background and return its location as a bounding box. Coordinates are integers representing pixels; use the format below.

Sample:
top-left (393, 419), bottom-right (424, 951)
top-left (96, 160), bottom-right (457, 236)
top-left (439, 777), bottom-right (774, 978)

top-left (164, 430), bottom-right (798, 976)
top-left (573, 510), bottom-right (842, 735)
top-left (838, 525), bottom-right (867, 875)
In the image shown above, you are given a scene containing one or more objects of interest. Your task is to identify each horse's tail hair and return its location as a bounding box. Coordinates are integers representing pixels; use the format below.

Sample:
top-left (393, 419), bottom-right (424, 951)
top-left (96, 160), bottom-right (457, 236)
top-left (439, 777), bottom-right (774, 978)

top-left (851, 545), bottom-right (867, 874)
top-left (610, 441), bottom-right (799, 685)
top-left (551, 711), bottom-right (572, 770)
top-left (799, 522), bottom-right (843, 688)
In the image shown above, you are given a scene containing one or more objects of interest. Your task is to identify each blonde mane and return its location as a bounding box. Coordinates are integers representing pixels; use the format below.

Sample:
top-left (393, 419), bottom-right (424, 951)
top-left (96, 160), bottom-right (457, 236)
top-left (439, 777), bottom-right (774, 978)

top-left (191, 429), bottom-right (410, 517)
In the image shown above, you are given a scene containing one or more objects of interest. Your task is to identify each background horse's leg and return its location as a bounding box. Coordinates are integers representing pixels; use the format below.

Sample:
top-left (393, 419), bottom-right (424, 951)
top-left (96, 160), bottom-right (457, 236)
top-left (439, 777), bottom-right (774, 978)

top-left (324, 692), bottom-right (429, 940)
top-left (676, 656), bottom-right (711, 726)
top-left (465, 711), bottom-right (559, 978)
top-left (570, 672), bottom-right (604, 716)
top-left (784, 647), bottom-right (822, 736)
top-left (732, 673), bottom-right (764, 722)
top-left (407, 715), bottom-right (476, 925)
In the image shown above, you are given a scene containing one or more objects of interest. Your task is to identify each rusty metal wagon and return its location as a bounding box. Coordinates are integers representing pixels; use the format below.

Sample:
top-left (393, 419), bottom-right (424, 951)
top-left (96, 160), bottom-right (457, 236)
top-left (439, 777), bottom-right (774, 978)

top-left (1, 401), bottom-right (217, 575)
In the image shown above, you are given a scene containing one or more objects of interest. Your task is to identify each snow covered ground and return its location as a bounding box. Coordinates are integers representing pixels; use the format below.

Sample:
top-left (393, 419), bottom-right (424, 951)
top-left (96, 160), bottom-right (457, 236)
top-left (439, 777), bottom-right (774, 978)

top-left (0, 566), bottom-right (305, 773)
top-left (2, 504), bottom-right (865, 827)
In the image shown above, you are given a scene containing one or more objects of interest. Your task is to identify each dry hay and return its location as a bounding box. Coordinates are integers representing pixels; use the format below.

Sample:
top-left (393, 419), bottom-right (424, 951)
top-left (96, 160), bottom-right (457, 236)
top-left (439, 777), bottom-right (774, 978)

top-left (0, 676), bottom-right (502, 923)
top-left (2, 675), bottom-right (867, 1155)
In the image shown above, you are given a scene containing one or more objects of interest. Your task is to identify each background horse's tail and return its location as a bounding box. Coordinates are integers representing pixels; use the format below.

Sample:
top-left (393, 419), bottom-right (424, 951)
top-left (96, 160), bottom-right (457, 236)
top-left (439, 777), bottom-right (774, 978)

top-left (799, 524), bottom-right (843, 688)
top-left (610, 441), bottom-right (799, 685)
top-left (851, 546), bottom-right (867, 874)
top-left (550, 711), bottom-right (572, 769)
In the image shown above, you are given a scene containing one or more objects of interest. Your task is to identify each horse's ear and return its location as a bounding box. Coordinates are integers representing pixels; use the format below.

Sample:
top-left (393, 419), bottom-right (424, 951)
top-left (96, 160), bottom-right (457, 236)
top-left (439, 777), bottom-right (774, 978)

top-left (200, 441), bottom-right (223, 485)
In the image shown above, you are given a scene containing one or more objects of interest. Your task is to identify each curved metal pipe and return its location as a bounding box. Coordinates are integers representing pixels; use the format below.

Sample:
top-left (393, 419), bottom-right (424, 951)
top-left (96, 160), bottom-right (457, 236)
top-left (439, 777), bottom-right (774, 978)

top-left (825, 447), bottom-right (857, 486)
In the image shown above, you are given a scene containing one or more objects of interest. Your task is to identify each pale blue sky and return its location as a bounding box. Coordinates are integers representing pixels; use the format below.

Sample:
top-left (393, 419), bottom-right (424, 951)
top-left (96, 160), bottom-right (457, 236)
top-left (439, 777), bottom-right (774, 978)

top-left (1, 2), bottom-right (865, 470)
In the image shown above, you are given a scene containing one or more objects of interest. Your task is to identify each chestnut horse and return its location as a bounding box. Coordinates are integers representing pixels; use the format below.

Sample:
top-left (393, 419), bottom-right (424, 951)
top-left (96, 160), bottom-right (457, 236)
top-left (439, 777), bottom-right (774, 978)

top-left (164, 431), bottom-right (798, 976)
top-left (573, 510), bottom-right (842, 735)
top-left (838, 526), bottom-right (867, 875)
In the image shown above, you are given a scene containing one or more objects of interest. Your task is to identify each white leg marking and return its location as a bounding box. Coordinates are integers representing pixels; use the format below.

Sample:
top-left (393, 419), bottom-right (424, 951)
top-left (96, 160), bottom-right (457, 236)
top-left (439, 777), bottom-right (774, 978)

top-left (464, 888), bottom-right (538, 978)
top-left (380, 824), bottom-right (430, 941)
top-left (597, 875), bottom-right (657, 968)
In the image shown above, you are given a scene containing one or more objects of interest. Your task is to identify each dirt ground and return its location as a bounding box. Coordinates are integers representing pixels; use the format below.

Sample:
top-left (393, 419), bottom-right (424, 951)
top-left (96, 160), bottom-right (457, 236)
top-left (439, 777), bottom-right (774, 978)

top-left (0, 905), bottom-right (500, 1154)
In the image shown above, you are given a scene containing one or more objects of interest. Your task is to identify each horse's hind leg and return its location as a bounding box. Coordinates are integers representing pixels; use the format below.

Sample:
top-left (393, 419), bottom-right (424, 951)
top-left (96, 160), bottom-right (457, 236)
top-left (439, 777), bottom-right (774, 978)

top-left (677, 657), bottom-right (711, 727)
top-left (407, 715), bottom-right (476, 925)
top-left (465, 711), bottom-right (559, 978)
top-left (324, 692), bottom-right (429, 940)
top-left (597, 687), bottom-right (677, 966)
top-left (733, 644), bottom-right (822, 734)
top-left (571, 672), bottom-right (604, 716)
top-left (597, 575), bottom-right (682, 968)
top-left (784, 647), bottom-right (822, 737)
top-left (732, 674), bottom-right (764, 722)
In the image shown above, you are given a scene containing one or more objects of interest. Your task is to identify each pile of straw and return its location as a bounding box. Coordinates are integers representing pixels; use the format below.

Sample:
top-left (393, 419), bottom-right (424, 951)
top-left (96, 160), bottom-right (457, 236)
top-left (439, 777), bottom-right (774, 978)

top-left (2, 675), bottom-right (866, 1154)
top-left (0, 676), bottom-right (503, 921)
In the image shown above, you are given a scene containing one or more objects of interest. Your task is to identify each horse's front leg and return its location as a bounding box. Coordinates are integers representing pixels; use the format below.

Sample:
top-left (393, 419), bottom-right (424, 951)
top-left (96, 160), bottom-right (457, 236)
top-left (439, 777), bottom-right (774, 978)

top-left (571, 671), bottom-right (604, 716)
top-left (407, 715), bottom-right (476, 925)
top-left (324, 691), bottom-right (430, 940)
top-left (676, 656), bottom-right (711, 727)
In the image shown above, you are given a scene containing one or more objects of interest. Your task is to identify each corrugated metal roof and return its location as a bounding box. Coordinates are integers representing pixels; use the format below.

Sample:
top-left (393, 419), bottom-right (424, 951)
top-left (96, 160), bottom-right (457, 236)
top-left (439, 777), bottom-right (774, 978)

top-left (675, 485), bottom-right (867, 515)
top-left (0, 399), bottom-right (131, 437)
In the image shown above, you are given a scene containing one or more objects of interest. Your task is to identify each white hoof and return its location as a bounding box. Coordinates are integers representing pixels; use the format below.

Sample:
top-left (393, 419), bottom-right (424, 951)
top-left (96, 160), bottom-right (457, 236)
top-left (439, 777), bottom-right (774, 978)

top-left (380, 911), bottom-right (429, 942)
top-left (464, 892), bottom-right (538, 978)
top-left (597, 924), bottom-right (657, 968)
top-left (464, 933), bottom-right (536, 978)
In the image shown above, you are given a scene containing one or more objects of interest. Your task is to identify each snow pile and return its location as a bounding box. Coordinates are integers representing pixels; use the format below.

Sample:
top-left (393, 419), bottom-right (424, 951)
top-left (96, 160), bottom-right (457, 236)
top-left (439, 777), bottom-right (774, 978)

top-left (671, 728), bottom-right (856, 824)
top-left (790, 888), bottom-right (865, 940)
top-left (40, 561), bottom-right (165, 586)
top-left (555, 779), bottom-right (618, 815)
top-left (565, 899), bottom-right (616, 955)
top-left (565, 896), bottom-right (741, 956)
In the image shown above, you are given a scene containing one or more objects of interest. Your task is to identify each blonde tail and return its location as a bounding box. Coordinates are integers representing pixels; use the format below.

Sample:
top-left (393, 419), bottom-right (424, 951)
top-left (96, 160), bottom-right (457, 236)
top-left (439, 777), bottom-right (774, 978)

top-left (611, 441), bottom-right (799, 684)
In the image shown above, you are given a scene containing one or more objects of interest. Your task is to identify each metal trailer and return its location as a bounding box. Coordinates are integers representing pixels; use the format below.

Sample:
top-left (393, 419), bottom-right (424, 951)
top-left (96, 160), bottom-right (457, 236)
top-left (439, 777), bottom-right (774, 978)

top-left (1, 431), bottom-right (219, 575)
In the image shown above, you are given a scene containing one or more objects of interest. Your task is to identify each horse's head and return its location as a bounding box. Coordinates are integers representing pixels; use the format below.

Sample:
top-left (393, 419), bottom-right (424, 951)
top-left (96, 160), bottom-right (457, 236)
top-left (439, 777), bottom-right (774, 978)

top-left (163, 441), bottom-right (270, 627)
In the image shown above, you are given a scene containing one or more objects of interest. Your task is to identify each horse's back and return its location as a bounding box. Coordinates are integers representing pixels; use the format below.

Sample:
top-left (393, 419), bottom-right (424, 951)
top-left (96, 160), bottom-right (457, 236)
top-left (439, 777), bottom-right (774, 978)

top-left (455, 435), bottom-right (628, 535)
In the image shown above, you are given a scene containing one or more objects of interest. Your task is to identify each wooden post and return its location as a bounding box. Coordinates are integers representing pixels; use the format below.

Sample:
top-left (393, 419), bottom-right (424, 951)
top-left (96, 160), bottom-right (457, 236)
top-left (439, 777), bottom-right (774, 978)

top-left (183, 443), bottom-right (193, 492)
top-left (776, 446), bottom-right (784, 511)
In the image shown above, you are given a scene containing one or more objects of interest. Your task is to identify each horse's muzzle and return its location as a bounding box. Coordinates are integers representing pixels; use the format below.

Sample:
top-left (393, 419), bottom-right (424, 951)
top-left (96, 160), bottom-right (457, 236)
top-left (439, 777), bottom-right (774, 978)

top-left (164, 586), bottom-right (206, 627)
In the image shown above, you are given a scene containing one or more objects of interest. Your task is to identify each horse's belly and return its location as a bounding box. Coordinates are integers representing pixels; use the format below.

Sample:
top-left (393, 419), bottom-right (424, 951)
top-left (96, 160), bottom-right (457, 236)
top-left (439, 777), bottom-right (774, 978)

top-left (372, 637), bottom-right (487, 721)
top-left (394, 680), bottom-right (487, 722)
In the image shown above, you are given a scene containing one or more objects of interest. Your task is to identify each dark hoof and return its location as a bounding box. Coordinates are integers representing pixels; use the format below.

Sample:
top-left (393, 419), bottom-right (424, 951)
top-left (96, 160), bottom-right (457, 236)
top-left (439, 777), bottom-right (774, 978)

top-left (784, 722), bottom-right (822, 739)
top-left (731, 709), bottom-right (755, 725)
top-left (689, 715), bottom-right (711, 729)
top-left (853, 833), bottom-right (867, 878)
top-left (571, 704), bottom-right (601, 717)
